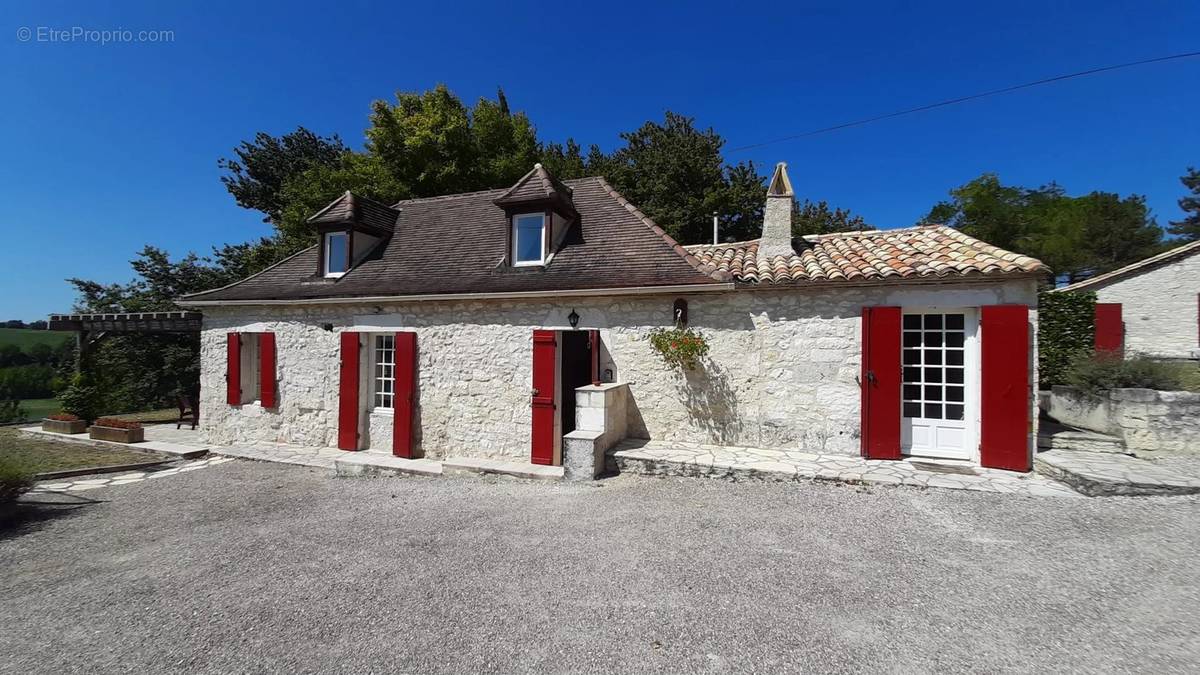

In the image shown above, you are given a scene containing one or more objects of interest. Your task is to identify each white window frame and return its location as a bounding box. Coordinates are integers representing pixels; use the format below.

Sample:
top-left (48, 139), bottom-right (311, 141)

top-left (511, 212), bottom-right (547, 267)
top-left (239, 333), bottom-right (260, 405)
top-left (372, 334), bottom-right (395, 411)
top-left (325, 231), bottom-right (349, 278)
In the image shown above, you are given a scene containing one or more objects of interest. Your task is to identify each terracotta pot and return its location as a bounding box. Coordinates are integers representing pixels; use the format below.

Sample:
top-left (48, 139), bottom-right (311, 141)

top-left (88, 425), bottom-right (145, 444)
top-left (42, 418), bottom-right (87, 435)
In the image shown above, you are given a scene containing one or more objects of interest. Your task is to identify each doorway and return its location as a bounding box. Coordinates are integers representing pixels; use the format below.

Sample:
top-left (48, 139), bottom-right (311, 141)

top-left (559, 330), bottom-right (593, 436)
top-left (900, 309), bottom-right (978, 461)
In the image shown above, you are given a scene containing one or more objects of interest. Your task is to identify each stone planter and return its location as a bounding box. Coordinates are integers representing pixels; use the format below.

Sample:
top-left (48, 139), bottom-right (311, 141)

top-left (88, 425), bottom-right (145, 444)
top-left (42, 418), bottom-right (87, 435)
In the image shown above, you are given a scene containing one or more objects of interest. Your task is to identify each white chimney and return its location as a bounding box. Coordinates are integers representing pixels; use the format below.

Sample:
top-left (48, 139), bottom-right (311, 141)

top-left (759, 162), bottom-right (795, 259)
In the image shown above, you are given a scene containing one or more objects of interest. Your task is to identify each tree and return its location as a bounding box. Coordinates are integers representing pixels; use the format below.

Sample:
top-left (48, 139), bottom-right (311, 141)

top-left (922, 174), bottom-right (1031, 251)
top-left (793, 200), bottom-right (870, 237)
top-left (218, 127), bottom-right (348, 224)
top-left (1169, 167), bottom-right (1200, 242)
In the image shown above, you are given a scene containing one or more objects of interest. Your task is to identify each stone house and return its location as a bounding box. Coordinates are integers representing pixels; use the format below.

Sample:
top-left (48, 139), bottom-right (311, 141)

top-left (179, 163), bottom-right (1047, 474)
top-left (1055, 239), bottom-right (1200, 360)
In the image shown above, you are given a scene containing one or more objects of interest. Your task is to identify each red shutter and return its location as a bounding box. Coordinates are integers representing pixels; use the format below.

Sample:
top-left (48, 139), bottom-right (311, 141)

top-left (981, 305), bottom-right (1031, 472)
top-left (531, 330), bottom-right (557, 465)
top-left (1094, 303), bottom-right (1123, 357)
top-left (392, 332), bottom-right (417, 458)
top-left (259, 332), bottom-right (277, 408)
top-left (860, 306), bottom-right (902, 460)
top-left (226, 333), bottom-right (240, 405)
top-left (589, 329), bottom-right (601, 385)
top-left (337, 332), bottom-right (360, 451)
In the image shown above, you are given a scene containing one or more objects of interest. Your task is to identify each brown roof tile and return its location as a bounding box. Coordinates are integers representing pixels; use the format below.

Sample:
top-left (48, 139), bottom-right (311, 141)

top-left (685, 225), bottom-right (1047, 284)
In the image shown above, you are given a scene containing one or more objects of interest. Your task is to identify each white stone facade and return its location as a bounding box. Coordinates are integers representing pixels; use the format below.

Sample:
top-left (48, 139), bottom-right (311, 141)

top-left (1087, 250), bottom-right (1200, 359)
top-left (198, 279), bottom-right (1038, 463)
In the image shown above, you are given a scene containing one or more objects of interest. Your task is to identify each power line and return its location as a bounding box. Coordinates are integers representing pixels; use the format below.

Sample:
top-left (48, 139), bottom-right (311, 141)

top-left (728, 50), bottom-right (1200, 153)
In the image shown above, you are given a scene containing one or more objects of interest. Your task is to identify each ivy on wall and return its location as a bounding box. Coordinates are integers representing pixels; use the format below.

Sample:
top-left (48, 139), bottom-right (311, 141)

top-left (1038, 289), bottom-right (1096, 389)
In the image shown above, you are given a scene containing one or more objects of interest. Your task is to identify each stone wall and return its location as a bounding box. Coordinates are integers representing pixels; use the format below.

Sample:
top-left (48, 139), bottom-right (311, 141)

top-left (1089, 251), bottom-right (1200, 359)
top-left (1048, 385), bottom-right (1200, 457)
top-left (198, 278), bottom-right (1037, 462)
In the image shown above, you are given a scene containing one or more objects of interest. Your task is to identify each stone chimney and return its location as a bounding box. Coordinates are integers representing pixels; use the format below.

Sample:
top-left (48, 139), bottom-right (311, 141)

top-left (759, 162), bottom-right (795, 259)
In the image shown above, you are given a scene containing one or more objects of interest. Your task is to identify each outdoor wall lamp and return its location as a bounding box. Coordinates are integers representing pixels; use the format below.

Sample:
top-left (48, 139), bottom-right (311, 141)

top-left (568, 308), bottom-right (580, 329)
top-left (322, 323), bottom-right (334, 332)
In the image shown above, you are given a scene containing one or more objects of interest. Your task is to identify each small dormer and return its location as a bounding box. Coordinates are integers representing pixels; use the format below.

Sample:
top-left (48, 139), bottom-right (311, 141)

top-left (493, 163), bottom-right (578, 267)
top-left (307, 191), bottom-right (400, 279)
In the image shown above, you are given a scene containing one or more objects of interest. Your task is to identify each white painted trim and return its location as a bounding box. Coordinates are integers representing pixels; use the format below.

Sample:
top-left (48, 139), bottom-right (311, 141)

top-left (177, 283), bottom-right (736, 307)
top-left (511, 212), bottom-right (547, 266)
top-left (899, 307), bottom-right (980, 463)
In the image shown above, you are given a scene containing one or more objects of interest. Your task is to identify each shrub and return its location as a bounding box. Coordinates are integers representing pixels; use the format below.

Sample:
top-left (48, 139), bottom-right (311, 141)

top-left (47, 413), bottom-right (80, 422)
top-left (0, 457), bottom-right (34, 504)
top-left (58, 374), bottom-right (102, 423)
top-left (92, 417), bottom-right (142, 430)
top-left (1038, 289), bottom-right (1095, 389)
top-left (0, 384), bottom-right (25, 424)
top-left (648, 327), bottom-right (710, 370)
top-left (1064, 354), bottom-right (1200, 395)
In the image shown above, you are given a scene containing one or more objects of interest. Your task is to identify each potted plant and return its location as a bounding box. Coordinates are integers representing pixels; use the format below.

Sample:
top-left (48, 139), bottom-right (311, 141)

top-left (88, 417), bottom-right (145, 444)
top-left (42, 412), bottom-right (87, 435)
top-left (648, 326), bottom-right (710, 370)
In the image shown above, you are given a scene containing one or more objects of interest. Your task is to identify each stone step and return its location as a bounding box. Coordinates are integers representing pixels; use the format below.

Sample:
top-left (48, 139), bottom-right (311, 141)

top-left (1037, 420), bottom-right (1128, 455)
top-left (441, 456), bottom-right (564, 481)
top-left (334, 452), bottom-right (443, 478)
top-left (1034, 450), bottom-right (1200, 497)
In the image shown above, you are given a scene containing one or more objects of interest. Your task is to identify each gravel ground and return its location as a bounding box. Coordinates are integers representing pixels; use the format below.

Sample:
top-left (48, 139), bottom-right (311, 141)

top-left (1, 460), bottom-right (1198, 674)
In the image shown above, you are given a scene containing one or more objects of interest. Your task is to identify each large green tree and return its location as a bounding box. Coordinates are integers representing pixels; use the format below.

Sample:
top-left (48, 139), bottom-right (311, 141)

top-left (792, 200), bottom-right (870, 237)
top-left (924, 174), bottom-right (1163, 283)
top-left (1169, 166), bottom-right (1200, 241)
top-left (218, 127), bottom-right (347, 224)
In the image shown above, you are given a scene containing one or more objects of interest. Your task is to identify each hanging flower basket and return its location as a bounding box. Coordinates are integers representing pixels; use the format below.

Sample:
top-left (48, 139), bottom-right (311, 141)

top-left (648, 327), bottom-right (710, 370)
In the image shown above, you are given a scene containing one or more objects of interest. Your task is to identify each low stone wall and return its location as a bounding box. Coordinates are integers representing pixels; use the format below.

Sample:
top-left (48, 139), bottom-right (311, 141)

top-left (563, 383), bottom-right (629, 481)
top-left (1048, 385), bottom-right (1200, 457)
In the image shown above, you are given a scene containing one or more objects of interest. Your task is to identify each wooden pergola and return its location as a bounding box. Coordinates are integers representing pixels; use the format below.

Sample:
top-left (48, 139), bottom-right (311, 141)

top-left (48, 311), bottom-right (202, 371)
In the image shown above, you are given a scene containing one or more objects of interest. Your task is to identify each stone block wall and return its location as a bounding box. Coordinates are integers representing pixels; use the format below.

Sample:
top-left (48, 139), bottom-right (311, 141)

top-left (1089, 251), bottom-right (1200, 359)
top-left (563, 383), bottom-right (629, 480)
top-left (198, 278), bottom-right (1037, 462)
top-left (1049, 385), bottom-right (1200, 456)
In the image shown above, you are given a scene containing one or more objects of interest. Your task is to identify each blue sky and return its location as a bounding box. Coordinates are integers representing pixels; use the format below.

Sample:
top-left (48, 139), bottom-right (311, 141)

top-left (1, 0), bottom-right (1197, 320)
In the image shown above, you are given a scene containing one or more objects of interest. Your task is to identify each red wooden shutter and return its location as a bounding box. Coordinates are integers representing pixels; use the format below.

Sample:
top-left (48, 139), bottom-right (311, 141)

top-left (981, 305), bottom-right (1031, 472)
top-left (337, 332), bottom-right (360, 451)
top-left (531, 330), bottom-right (557, 465)
top-left (1094, 303), bottom-right (1123, 357)
top-left (589, 329), bottom-right (601, 385)
top-left (226, 333), bottom-right (240, 405)
top-left (392, 332), bottom-right (417, 458)
top-left (860, 307), bottom-right (902, 459)
top-left (259, 332), bottom-right (277, 408)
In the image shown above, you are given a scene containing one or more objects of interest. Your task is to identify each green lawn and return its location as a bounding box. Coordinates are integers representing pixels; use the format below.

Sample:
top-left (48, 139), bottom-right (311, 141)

top-left (18, 398), bottom-right (60, 421)
top-left (0, 426), bottom-right (163, 475)
top-left (0, 327), bottom-right (71, 350)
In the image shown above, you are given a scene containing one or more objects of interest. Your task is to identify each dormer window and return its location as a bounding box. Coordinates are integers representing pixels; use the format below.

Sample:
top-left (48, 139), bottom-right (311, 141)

top-left (512, 212), bottom-right (546, 266)
top-left (325, 231), bottom-right (349, 278)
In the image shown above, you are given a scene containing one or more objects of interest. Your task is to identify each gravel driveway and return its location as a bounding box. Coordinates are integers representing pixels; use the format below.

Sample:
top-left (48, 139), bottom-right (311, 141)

top-left (2, 460), bottom-right (1198, 673)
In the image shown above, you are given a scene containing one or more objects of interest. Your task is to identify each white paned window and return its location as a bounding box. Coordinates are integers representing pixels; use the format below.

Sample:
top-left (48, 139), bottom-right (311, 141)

top-left (239, 333), bottom-right (260, 405)
top-left (373, 334), bottom-right (395, 410)
top-left (512, 213), bottom-right (546, 266)
top-left (325, 232), bottom-right (349, 277)
top-left (902, 313), bottom-right (967, 422)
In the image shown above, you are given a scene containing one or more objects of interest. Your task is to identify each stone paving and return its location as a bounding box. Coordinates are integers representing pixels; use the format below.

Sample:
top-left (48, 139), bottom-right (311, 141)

top-left (612, 439), bottom-right (1084, 498)
top-left (1035, 450), bottom-right (1200, 497)
top-left (31, 456), bottom-right (235, 493)
top-left (211, 442), bottom-right (345, 469)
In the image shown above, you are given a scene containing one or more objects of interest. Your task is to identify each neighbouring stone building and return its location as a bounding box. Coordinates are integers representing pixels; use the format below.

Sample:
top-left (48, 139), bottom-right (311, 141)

top-left (180, 163), bottom-right (1047, 473)
top-left (1056, 239), bottom-right (1200, 360)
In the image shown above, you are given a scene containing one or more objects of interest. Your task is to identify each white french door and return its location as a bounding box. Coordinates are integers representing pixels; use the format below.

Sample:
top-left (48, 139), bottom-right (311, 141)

top-left (900, 309), bottom-right (978, 460)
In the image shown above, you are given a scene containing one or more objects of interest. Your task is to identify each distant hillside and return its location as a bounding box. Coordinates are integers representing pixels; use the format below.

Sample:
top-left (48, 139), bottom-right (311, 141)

top-left (0, 327), bottom-right (72, 350)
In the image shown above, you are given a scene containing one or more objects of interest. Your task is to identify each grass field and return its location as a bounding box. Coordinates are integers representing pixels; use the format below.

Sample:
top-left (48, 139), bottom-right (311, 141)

top-left (0, 327), bottom-right (71, 350)
top-left (17, 399), bottom-right (59, 421)
top-left (0, 426), bottom-right (162, 475)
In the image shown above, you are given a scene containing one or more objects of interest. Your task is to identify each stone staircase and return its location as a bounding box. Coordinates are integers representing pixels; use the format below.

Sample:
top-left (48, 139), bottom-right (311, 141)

top-left (1034, 418), bottom-right (1200, 497)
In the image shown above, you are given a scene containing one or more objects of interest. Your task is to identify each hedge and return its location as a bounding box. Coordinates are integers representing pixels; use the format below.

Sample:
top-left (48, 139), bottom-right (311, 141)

top-left (1038, 289), bottom-right (1095, 389)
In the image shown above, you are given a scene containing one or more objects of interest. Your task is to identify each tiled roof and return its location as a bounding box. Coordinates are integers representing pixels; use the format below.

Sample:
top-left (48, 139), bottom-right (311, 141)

top-left (308, 191), bottom-right (399, 233)
top-left (685, 225), bottom-right (1047, 284)
top-left (1054, 238), bottom-right (1200, 292)
top-left (493, 163), bottom-right (575, 212)
top-left (181, 177), bottom-right (726, 303)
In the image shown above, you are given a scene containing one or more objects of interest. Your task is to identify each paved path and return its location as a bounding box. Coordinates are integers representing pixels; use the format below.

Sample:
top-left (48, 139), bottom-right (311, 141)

top-left (613, 439), bottom-right (1082, 498)
top-left (1035, 450), bottom-right (1200, 496)
top-left (2, 461), bottom-right (1198, 673)
top-left (211, 442), bottom-right (344, 469)
top-left (30, 456), bottom-right (234, 493)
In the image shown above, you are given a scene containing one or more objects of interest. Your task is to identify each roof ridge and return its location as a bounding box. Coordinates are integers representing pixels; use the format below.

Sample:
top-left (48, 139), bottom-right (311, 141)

top-left (1055, 237), bottom-right (1200, 292)
top-left (594, 177), bottom-right (731, 283)
top-left (390, 176), bottom-right (605, 208)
